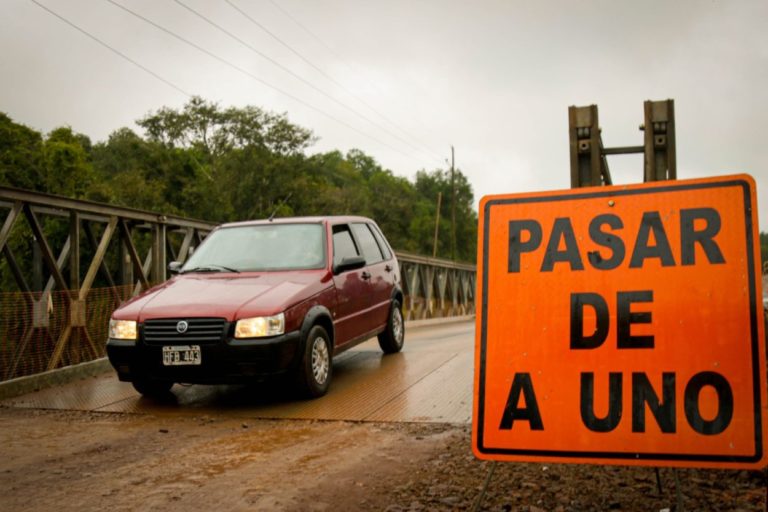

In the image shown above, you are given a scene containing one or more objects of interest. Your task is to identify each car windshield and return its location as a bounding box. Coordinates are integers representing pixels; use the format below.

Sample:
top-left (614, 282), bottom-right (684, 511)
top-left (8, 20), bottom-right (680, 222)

top-left (182, 223), bottom-right (326, 272)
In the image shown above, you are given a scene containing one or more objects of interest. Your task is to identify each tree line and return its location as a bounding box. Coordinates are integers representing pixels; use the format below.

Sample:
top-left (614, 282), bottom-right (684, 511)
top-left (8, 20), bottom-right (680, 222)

top-left (0, 97), bottom-right (477, 263)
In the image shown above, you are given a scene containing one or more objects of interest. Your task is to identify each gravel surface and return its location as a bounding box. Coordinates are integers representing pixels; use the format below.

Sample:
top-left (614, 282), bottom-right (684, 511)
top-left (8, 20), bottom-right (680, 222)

top-left (0, 407), bottom-right (764, 511)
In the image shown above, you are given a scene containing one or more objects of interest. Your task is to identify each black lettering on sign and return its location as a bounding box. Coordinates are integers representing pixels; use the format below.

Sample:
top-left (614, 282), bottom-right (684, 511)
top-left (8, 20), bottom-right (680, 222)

top-left (588, 214), bottom-right (625, 270)
top-left (499, 373), bottom-right (544, 430)
top-left (680, 208), bottom-right (726, 265)
top-left (570, 293), bottom-right (609, 349)
top-left (617, 291), bottom-right (654, 349)
top-left (580, 372), bottom-right (623, 433)
top-left (684, 371), bottom-right (734, 435)
top-left (630, 211), bottom-right (676, 268)
top-left (571, 291), bottom-right (654, 350)
top-left (506, 208), bottom-right (727, 273)
top-left (632, 372), bottom-right (676, 433)
top-left (541, 218), bottom-right (584, 272)
top-left (508, 220), bottom-right (542, 273)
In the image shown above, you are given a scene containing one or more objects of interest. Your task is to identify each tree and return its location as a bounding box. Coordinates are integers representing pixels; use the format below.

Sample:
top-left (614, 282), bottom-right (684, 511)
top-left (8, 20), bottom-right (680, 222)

top-left (412, 168), bottom-right (477, 262)
top-left (359, 161), bottom-right (417, 252)
top-left (137, 96), bottom-right (315, 157)
top-left (41, 127), bottom-right (95, 199)
top-left (131, 97), bottom-right (319, 221)
top-left (0, 102), bottom-right (481, 264)
top-left (91, 128), bottom-right (195, 215)
top-left (0, 113), bottom-right (44, 190)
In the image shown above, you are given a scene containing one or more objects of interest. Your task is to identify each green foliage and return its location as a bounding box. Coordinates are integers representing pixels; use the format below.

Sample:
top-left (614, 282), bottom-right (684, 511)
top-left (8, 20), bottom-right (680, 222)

top-left (0, 97), bottom-right (478, 263)
top-left (0, 113), bottom-right (44, 190)
top-left (408, 168), bottom-right (477, 260)
top-left (41, 127), bottom-right (95, 199)
top-left (136, 96), bottom-right (315, 157)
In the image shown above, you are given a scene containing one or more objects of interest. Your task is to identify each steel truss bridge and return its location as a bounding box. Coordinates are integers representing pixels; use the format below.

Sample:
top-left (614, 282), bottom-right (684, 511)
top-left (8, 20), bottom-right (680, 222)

top-left (0, 186), bottom-right (475, 383)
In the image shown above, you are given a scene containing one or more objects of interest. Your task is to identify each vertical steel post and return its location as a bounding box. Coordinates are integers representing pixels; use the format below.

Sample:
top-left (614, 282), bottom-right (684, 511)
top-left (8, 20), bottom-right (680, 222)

top-left (569, 105), bottom-right (604, 188)
top-left (119, 221), bottom-right (133, 288)
top-left (643, 99), bottom-right (676, 182)
top-left (120, 243), bottom-right (133, 288)
top-left (32, 236), bottom-right (42, 292)
top-left (69, 211), bottom-right (80, 290)
top-left (151, 219), bottom-right (167, 284)
top-left (570, 100), bottom-right (674, 187)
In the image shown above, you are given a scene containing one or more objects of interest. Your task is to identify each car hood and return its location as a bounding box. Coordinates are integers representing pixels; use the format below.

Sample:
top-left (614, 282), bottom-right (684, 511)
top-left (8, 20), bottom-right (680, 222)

top-left (115, 271), bottom-right (331, 322)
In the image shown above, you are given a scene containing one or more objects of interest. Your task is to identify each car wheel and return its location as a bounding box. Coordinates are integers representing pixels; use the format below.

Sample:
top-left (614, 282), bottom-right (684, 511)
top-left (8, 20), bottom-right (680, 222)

top-left (131, 378), bottom-right (174, 398)
top-left (296, 325), bottom-right (332, 398)
top-left (378, 299), bottom-right (405, 354)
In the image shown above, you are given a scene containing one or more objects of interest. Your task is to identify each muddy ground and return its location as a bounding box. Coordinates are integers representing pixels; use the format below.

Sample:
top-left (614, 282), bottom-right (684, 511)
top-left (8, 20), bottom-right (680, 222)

top-left (0, 407), bottom-right (764, 511)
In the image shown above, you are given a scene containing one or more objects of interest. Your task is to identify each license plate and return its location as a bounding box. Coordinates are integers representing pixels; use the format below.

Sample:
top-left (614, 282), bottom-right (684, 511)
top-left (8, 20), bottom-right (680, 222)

top-left (162, 345), bottom-right (202, 366)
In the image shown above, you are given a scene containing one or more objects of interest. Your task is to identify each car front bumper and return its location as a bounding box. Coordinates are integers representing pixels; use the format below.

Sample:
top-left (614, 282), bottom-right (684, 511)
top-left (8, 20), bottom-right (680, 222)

top-left (106, 330), bottom-right (302, 384)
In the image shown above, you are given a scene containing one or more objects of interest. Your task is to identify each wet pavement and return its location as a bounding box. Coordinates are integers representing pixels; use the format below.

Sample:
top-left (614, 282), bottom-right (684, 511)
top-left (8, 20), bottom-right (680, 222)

top-left (1, 319), bottom-right (475, 424)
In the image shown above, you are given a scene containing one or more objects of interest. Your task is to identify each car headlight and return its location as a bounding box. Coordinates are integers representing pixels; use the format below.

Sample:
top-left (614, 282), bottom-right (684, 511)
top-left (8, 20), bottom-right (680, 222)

top-left (235, 313), bottom-right (285, 338)
top-left (109, 319), bottom-right (137, 340)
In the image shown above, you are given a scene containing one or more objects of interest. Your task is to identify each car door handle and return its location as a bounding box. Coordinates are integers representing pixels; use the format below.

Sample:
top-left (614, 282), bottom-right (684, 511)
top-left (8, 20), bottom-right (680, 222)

top-left (361, 271), bottom-right (371, 280)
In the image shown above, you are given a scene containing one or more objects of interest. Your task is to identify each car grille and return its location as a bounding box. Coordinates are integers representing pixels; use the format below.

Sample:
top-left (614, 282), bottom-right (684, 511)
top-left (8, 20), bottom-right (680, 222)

top-left (142, 318), bottom-right (227, 346)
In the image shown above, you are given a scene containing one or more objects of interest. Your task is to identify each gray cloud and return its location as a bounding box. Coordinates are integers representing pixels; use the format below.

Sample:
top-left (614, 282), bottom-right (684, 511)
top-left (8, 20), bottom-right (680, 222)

top-left (1, 0), bottom-right (766, 227)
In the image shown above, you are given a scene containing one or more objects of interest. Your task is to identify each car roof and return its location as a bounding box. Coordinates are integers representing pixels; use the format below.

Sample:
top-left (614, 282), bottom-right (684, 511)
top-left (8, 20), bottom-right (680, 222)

top-left (219, 215), bottom-right (375, 228)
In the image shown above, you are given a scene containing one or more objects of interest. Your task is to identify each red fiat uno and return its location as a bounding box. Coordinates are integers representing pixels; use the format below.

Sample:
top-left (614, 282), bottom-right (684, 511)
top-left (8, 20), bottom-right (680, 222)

top-left (106, 216), bottom-right (404, 398)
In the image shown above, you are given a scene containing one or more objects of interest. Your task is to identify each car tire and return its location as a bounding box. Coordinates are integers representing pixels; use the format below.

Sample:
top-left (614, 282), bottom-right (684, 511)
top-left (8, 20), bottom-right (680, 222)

top-left (296, 325), bottom-right (332, 398)
top-left (131, 378), bottom-right (174, 398)
top-left (378, 299), bottom-right (405, 354)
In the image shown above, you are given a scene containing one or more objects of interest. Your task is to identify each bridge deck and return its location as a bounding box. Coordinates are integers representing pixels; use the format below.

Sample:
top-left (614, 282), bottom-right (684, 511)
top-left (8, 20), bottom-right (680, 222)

top-left (1, 320), bottom-right (475, 424)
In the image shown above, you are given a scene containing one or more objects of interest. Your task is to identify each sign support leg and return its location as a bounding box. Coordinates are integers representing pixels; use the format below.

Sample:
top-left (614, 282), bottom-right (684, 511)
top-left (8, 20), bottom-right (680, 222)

top-left (655, 467), bottom-right (663, 494)
top-left (673, 469), bottom-right (684, 511)
top-left (471, 461), bottom-right (497, 512)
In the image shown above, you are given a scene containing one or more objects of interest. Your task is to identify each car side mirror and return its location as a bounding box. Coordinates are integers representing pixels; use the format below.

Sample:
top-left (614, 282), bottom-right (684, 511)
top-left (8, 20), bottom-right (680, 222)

top-left (168, 261), bottom-right (183, 275)
top-left (333, 255), bottom-right (366, 275)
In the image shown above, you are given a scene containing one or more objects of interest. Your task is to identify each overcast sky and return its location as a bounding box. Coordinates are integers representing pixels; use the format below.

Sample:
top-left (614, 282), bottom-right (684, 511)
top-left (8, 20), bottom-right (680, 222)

top-left (1, 0), bottom-right (766, 227)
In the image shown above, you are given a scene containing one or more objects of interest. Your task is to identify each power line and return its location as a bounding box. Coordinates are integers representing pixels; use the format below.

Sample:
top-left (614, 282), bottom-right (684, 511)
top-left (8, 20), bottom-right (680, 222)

top-left (225, 0), bottom-right (444, 165)
top-left (29, 0), bottom-right (444, 170)
top-left (266, 0), bottom-right (385, 107)
top-left (266, 0), bottom-right (447, 165)
top-left (103, 0), bottom-right (419, 161)
top-left (173, 0), bottom-right (429, 164)
top-left (28, 0), bottom-right (190, 97)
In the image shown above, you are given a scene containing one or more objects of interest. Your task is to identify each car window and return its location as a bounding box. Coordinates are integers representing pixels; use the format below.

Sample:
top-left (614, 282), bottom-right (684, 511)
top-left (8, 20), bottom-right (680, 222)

top-left (182, 223), bottom-right (325, 271)
top-left (369, 223), bottom-right (392, 260)
top-left (332, 225), bottom-right (360, 267)
top-left (351, 223), bottom-right (384, 265)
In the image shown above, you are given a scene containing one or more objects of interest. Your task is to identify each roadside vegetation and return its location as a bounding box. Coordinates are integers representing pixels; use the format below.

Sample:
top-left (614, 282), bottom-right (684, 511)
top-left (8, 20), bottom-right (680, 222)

top-left (0, 97), bottom-right (477, 263)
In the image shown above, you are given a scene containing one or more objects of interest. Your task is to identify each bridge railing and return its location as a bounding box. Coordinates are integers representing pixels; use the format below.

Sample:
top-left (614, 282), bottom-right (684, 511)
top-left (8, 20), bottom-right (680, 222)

top-left (0, 186), bottom-right (475, 382)
top-left (395, 251), bottom-right (476, 321)
top-left (0, 186), bottom-right (214, 380)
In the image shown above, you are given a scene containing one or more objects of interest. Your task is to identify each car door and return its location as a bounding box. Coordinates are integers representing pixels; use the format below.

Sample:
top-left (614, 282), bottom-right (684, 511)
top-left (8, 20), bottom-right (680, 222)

top-left (331, 224), bottom-right (372, 345)
top-left (350, 222), bottom-right (395, 331)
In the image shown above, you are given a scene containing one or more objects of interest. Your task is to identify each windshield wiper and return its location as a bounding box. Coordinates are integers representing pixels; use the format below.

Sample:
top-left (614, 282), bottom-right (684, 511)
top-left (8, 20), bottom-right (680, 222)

top-left (181, 265), bottom-right (240, 274)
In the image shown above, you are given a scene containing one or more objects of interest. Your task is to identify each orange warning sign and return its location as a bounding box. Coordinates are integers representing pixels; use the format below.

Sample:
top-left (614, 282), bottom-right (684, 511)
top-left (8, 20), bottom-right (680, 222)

top-left (473, 174), bottom-right (767, 468)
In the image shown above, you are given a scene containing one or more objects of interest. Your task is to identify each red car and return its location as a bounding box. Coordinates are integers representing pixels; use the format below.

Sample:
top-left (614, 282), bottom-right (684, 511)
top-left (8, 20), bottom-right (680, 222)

top-left (106, 216), bottom-right (404, 398)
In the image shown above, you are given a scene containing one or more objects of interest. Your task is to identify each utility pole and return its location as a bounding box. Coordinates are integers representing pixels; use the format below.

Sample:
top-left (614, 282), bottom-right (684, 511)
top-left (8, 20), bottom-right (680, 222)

top-left (450, 146), bottom-right (456, 261)
top-left (432, 192), bottom-right (442, 258)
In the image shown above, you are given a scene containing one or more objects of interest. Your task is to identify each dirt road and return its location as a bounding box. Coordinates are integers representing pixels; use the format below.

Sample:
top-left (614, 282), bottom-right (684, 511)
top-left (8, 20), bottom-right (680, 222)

top-left (1, 406), bottom-right (765, 511)
top-left (1, 321), bottom-right (765, 510)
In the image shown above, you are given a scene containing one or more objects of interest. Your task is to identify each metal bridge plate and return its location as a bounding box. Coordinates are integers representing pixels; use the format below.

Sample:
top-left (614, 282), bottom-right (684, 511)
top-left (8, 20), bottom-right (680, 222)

top-left (1, 320), bottom-right (474, 424)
